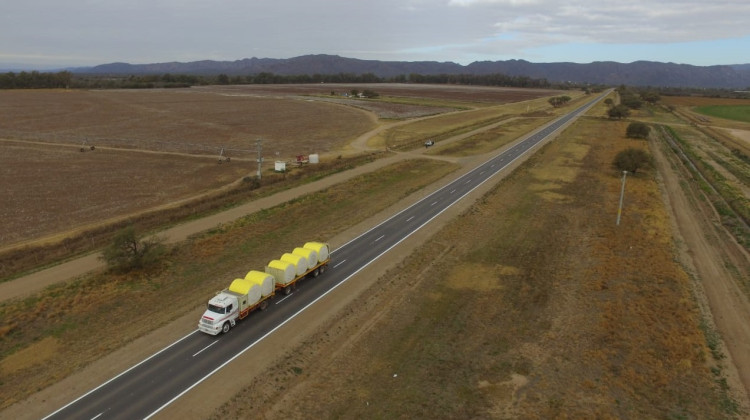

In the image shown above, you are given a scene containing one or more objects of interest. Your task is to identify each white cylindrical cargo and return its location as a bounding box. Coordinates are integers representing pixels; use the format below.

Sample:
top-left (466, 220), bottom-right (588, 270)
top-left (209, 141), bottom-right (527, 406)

top-left (266, 260), bottom-right (295, 284)
top-left (245, 270), bottom-right (275, 297)
top-left (280, 253), bottom-right (307, 276)
top-left (292, 247), bottom-right (317, 268)
top-left (228, 278), bottom-right (262, 306)
top-left (309, 153), bottom-right (319, 164)
top-left (304, 242), bottom-right (329, 263)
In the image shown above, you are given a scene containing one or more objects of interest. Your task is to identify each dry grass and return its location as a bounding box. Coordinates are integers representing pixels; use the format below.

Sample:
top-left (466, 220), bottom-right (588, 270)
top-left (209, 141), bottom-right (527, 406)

top-left (0, 158), bottom-right (458, 409)
top-left (223, 116), bottom-right (736, 419)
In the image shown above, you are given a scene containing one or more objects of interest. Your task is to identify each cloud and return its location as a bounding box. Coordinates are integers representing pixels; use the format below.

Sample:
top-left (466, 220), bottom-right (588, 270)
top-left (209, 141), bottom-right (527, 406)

top-left (1, 0), bottom-right (748, 66)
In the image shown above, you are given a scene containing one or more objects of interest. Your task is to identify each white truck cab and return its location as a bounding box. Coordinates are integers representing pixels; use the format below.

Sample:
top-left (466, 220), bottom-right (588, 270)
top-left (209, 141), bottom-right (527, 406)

top-left (198, 292), bottom-right (239, 335)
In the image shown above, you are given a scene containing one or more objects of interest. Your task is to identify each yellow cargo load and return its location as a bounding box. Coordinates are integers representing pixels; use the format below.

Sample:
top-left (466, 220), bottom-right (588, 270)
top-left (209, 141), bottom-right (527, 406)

top-left (228, 278), bottom-right (262, 307)
top-left (304, 242), bottom-right (329, 263)
top-left (245, 270), bottom-right (275, 297)
top-left (266, 259), bottom-right (295, 284)
top-left (292, 247), bottom-right (317, 268)
top-left (281, 252), bottom-right (307, 276)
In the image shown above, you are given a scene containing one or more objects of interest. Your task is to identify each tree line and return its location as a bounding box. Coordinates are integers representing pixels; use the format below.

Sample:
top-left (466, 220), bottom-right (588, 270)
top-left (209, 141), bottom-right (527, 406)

top-left (0, 70), bottom-right (73, 89)
top-left (0, 70), bottom-right (558, 90)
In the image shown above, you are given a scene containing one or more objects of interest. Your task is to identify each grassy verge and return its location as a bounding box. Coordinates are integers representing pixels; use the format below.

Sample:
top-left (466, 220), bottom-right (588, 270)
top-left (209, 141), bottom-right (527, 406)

top-left (372, 96), bottom-right (565, 151)
top-left (0, 158), bottom-right (459, 409)
top-left (0, 152), bottom-right (386, 283)
top-left (659, 125), bottom-right (750, 248)
top-left (217, 117), bottom-right (739, 419)
top-left (429, 116), bottom-right (552, 157)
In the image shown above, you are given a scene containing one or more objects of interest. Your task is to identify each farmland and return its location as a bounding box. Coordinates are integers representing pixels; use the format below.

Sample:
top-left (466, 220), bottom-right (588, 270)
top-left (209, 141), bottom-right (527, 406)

top-left (0, 85), bottom-right (560, 255)
top-left (1, 85), bottom-right (749, 419)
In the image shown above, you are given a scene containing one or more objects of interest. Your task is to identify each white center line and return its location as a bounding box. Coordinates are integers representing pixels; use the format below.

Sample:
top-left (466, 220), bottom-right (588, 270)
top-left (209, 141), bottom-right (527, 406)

top-left (193, 340), bottom-right (219, 357)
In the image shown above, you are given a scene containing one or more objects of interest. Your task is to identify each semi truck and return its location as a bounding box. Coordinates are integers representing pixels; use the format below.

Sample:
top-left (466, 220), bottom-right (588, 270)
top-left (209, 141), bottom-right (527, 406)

top-left (198, 241), bottom-right (330, 335)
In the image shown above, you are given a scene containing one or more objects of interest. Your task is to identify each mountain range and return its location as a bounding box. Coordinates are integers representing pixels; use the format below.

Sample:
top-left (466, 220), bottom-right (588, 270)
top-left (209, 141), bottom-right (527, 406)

top-left (75, 54), bottom-right (750, 89)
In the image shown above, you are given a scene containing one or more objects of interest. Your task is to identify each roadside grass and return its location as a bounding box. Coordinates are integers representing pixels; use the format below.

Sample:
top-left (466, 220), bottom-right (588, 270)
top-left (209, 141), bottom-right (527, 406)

top-left (0, 158), bottom-right (459, 410)
top-left (695, 105), bottom-right (750, 123)
top-left (216, 114), bottom-right (737, 418)
top-left (370, 96), bottom-right (567, 150)
top-left (365, 95), bottom-right (478, 110)
top-left (0, 152), bottom-right (385, 283)
top-left (429, 116), bottom-right (552, 157)
top-left (660, 124), bottom-right (750, 249)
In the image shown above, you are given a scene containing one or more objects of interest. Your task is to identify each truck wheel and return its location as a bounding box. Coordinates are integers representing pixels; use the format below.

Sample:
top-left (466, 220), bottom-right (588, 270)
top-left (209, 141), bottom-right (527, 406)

top-left (312, 268), bottom-right (320, 277)
top-left (283, 285), bottom-right (292, 295)
top-left (259, 300), bottom-right (269, 311)
top-left (319, 265), bottom-right (326, 274)
top-left (222, 322), bottom-right (231, 334)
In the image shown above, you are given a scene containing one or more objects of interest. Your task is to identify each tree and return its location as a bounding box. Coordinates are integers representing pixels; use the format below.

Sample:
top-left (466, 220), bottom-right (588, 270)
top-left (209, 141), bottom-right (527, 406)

top-left (548, 95), bottom-right (571, 107)
top-left (608, 105), bottom-right (631, 119)
top-left (626, 122), bottom-right (651, 139)
top-left (640, 90), bottom-right (661, 104)
top-left (613, 148), bottom-right (651, 174)
top-left (216, 74), bottom-right (230, 85)
top-left (101, 226), bottom-right (166, 273)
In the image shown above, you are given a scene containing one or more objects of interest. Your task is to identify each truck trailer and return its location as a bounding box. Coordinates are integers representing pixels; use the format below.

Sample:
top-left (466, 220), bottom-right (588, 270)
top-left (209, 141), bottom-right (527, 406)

top-left (198, 242), bottom-right (330, 335)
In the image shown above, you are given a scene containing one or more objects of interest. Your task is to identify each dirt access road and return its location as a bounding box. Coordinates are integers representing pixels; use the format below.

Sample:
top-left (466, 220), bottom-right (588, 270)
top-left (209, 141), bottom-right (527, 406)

top-left (652, 138), bottom-right (750, 405)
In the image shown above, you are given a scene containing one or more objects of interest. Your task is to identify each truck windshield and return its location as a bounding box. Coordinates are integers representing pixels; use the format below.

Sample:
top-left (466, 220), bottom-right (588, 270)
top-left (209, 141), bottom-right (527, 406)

top-left (207, 304), bottom-right (225, 314)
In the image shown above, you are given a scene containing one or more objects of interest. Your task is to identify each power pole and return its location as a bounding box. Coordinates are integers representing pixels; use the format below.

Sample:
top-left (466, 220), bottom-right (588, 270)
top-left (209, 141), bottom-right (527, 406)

top-left (256, 138), bottom-right (263, 180)
top-left (616, 170), bottom-right (627, 226)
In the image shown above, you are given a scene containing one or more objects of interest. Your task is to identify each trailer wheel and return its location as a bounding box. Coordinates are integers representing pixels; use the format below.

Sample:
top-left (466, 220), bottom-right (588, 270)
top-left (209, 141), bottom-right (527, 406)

top-left (312, 268), bottom-right (320, 277)
top-left (222, 322), bottom-right (231, 334)
top-left (283, 285), bottom-right (292, 295)
top-left (259, 300), bottom-right (269, 311)
top-left (319, 265), bottom-right (326, 274)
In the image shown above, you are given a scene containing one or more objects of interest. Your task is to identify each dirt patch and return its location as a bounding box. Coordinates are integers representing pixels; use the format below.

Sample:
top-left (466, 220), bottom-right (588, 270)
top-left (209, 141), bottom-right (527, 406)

top-left (724, 128), bottom-right (750, 144)
top-left (0, 337), bottom-right (58, 375)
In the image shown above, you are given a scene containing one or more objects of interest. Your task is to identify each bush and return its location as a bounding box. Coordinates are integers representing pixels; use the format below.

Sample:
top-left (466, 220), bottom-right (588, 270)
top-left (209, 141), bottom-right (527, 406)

top-left (626, 122), bottom-right (651, 139)
top-left (100, 226), bottom-right (166, 273)
top-left (613, 148), bottom-right (651, 174)
top-left (608, 105), bottom-right (631, 119)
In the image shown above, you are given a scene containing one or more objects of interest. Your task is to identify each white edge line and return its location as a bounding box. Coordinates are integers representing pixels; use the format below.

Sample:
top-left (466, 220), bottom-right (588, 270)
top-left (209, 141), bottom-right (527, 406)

top-left (42, 331), bottom-right (199, 420)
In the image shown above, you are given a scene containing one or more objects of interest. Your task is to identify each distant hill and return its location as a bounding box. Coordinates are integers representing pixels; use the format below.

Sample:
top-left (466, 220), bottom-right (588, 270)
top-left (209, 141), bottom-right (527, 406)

top-left (78, 54), bottom-right (750, 89)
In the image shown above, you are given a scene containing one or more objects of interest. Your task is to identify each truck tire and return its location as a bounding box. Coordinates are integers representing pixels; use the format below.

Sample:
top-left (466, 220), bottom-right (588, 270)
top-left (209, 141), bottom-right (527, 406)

top-left (312, 268), bottom-right (320, 277)
top-left (319, 265), bottom-right (326, 274)
top-left (222, 322), bottom-right (231, 334)
top-left (283, 285), bottom-right (292, 295)
top-left (259, 300), bottom-right (269, 311)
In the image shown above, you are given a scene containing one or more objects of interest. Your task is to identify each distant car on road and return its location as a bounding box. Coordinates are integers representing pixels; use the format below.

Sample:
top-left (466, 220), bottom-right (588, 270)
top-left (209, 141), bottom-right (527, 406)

top-left (424, 140), bottom-right (435, 148)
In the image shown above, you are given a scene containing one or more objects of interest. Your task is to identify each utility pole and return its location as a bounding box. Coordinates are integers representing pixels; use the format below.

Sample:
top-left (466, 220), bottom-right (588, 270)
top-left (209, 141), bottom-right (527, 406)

top-left (256, 138), bottom-right (263, 180)
top-left (616, 170), bottom-right (628, 226)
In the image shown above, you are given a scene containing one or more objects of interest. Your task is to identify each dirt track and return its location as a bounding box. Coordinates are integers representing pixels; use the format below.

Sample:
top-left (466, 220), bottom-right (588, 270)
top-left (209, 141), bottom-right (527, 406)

top-left (652, 137), bottom-right (750, 406)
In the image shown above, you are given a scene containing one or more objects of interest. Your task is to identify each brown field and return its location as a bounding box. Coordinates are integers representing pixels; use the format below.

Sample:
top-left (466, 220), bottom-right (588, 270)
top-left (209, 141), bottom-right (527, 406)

top-left (2, 86), bottom-right (749, 419)
top-left (0, 85), bottom-right (558, 252)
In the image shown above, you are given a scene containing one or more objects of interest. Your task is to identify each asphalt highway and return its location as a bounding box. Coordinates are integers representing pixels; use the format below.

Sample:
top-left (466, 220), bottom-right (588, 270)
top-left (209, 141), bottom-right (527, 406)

top-left (43, 91), bottom-right (607, 420)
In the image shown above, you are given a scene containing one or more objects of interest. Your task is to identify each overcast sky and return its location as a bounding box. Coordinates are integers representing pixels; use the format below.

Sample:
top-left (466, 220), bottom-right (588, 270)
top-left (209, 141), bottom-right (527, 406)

top-left (2, 0), bottom-right (749, 69)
